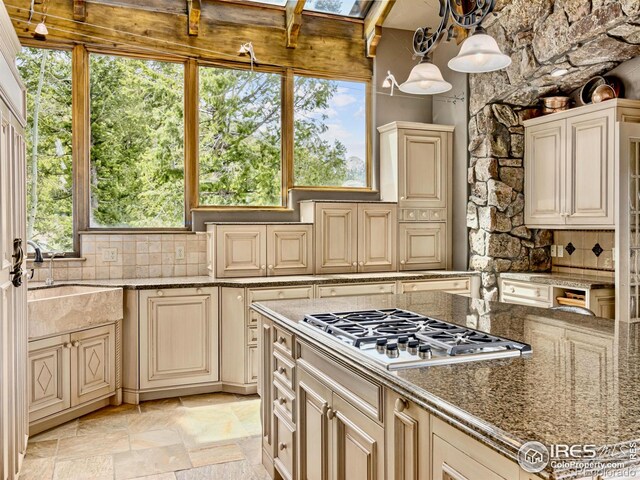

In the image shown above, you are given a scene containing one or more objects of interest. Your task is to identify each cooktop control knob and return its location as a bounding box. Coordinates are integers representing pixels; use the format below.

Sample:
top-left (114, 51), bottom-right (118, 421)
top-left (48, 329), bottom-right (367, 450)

top-left (407, 340), bottom-right (419, 355)
top-left (418, 344), bottom-right (432, 359)
top-left (375, 338), bottom-right (387, 354)
top-left (397, 336), bottom-right (409, 350)
top-left (386, 343), bottom-right (399, 358)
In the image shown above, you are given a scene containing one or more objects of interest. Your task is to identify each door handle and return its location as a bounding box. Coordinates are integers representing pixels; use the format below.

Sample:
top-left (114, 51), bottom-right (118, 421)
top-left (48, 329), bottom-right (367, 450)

top-left (11, 238), bottom-right (24, 287)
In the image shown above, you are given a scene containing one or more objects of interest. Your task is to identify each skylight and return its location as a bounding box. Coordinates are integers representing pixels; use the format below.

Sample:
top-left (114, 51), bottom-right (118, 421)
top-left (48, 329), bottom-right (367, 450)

top-left (304, 0), bottom-right (373, 18)
top-left (242, 0), bottom-right (288, 7)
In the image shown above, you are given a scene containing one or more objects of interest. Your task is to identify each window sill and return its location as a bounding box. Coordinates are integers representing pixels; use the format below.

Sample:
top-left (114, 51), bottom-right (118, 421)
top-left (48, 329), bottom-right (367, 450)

top-left (191, 206), bottom-right (294, 212)
top-left (28, 257), bottom-right (87, 263)
top-left (79, 229), bottom-right (194, 235)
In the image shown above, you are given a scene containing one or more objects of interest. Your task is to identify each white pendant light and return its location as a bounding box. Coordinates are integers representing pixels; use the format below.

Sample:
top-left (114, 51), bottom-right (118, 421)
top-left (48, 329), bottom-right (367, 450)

top-left (448, 27), bottom-right (511, 73)
top-left (399, 58), bottom-right (452, 95)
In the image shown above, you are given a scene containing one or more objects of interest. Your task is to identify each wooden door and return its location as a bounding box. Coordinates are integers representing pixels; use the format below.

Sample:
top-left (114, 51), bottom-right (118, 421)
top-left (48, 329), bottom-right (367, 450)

top-left (27, 335), bottom-right (71, 422)
top-left (357, 204), bottom-right (396, 273)
top-left (215, 225), bottom-right (266, 278)
top-left (315, 204), bottom-right (358, 274)
top-left (385, 392), bottom-right (430, 480)
top-left (524, 120), bottom-right (566, 227)
top-left (332, 393), bottom-right (385, 480)
top-left (398, 130), bottom-right (449, 208)
top-left (267, 224), bottom-right (313, 276)
top-left (297, 368), bottom-right (332, 480)
top-left (565, 110), bottom-right (615, 226)
top-left (399, 223), bottom-right (446, 270)
top-left (140, 288), bottom-right (219, 389)
top-left (70, 325), bottom-right (116, 406)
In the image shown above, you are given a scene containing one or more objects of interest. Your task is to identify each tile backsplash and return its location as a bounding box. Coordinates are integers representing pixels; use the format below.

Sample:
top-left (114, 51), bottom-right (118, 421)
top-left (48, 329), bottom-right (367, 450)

top-left (28, 232), bottom-right (207, 281)
top-left (552, 230), bottom-right (614, 275)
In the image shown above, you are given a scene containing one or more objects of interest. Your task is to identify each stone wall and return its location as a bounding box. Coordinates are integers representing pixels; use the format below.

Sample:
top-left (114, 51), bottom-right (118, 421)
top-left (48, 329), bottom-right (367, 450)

top-left (466, 0), bottom-right (640, 299)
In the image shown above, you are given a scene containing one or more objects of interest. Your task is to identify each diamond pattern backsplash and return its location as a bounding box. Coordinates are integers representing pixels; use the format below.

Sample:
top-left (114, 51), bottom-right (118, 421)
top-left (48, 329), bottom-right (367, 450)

top-left (592, 243), bottom-right (604, 257)
top-left (565, 242), bottom-right (576, 255)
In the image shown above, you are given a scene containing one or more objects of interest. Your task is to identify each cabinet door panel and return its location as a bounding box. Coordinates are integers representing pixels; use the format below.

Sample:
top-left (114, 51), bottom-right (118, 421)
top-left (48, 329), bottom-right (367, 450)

top-left (566, 110), bottom-right (614, 226)
top-left (70, 324), bottom-right (116, 406)
top-left (399, 223), bottom-right (446, 270)
top-left (315, 204), bottom-right (358, 274)
top-left (297, 369), bottom-right (331, 480)
top-left (399, 131), bottom-right (448, 208)
top-left (432, 436), bottom-right (504, 480)
top-left (216, 225), bottom-right (266, 277)
top-left (140, 290), bottom-right (218, 389)
top-left (259, 315), bottom-right (274, 456)
top-left (358, 204), bottom-right (396, 272)
top-left (28, 335), bottom-right (70, 422)
top-left (274, 408), bottom-right (296, 480)
top-left (332, 393), bottom-right (384, 480)
top-left (267, 225), bottom-right (313, 276)
top-left (524, 121), bottom-right (566, 226)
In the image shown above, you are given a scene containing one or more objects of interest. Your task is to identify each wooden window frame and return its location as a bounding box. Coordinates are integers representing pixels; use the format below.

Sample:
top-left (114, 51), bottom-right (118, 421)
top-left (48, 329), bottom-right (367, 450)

top-left (19, 42), bottom-right (373, 251)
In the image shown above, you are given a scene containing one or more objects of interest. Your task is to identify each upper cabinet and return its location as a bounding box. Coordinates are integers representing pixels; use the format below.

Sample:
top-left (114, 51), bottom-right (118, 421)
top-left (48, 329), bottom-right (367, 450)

top-left (207, 223), bottom-right (313, 278)
top-left (300, 202), bottom-right (397, 274)
top-left (378, 122), bottom-right (454, 270)
top-left (525, 100), bottom-right (640, 229)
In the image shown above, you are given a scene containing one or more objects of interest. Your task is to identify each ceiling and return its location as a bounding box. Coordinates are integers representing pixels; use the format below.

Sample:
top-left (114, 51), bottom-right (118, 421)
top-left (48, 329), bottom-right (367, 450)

top-left (383, 0), bottom-right (441, 31)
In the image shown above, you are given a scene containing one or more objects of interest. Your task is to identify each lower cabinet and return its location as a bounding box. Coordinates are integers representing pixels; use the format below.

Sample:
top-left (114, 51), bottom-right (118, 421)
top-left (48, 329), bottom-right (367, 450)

top-left (28, 324), bottom-right (117, 424)
top-left (398, 278), bottom-right (474, 297)
top-left (399, 223), bottom-right (448, 270)
top-left (138, 287), bottom-right (218, 390)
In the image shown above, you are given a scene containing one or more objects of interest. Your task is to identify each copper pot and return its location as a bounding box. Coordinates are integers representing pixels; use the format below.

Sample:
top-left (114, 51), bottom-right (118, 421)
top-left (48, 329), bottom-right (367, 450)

top-left (592, 84), bottom-right (616, 103)
top-left (542, 96), bottom-right (571, 114)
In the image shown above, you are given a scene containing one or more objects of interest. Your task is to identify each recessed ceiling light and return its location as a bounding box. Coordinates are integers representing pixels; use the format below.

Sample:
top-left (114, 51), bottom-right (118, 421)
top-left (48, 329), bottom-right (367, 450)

top-left (551, 68), bottom-right (569, 77)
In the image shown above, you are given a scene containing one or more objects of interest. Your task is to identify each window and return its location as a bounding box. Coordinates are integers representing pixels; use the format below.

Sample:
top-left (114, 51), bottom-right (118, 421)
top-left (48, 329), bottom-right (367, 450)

top-left (198, 66), bottom-right (283, 206)
top-left (17, 47), bottom-right (73, 252)
top-left (304, 0), bottom-right (374, 18)
top-left (89, 54), bottom-right (185, 228)
top-left (293, 76), bottom-right (367, 188)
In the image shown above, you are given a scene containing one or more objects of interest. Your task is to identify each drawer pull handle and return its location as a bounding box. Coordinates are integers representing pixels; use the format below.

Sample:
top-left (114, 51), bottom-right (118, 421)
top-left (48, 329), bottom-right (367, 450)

top-left (395, 398), bottom-right (408, 413)
top-left (279, 442), bottom-right (286, 451)
top-left (277, 397), bottom-right (286, 406)
top-left (277, 367), bottom-right (286, 375)
top-left (327, 408), bottom-right (336, 420)
top-left (156, 290), bottom-right (164, 296)
top-left (278, 336), bottom-right (286, 344)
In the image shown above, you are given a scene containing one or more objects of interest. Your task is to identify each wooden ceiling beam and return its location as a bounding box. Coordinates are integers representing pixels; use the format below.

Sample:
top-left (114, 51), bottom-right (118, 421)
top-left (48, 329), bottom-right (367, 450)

top-left (285, 0), bottom-right (305, 48)
top-left (187, 0), bottom-right (201, 36)
top-left (73, 0), bottom-right (86, 22)
top-left (363, 0), bottom-right (395, 58)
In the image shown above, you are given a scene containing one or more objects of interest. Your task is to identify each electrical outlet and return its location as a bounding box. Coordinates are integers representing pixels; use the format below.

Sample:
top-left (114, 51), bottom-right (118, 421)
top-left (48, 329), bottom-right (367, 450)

top-left (176, 245), bottom-right (185, 261)
top-left (102, 248), bottom-right (118, 262)
top-left (550, 245), bottom-right (557, 257)
top-left (557, 245), bottom-right (564, 258)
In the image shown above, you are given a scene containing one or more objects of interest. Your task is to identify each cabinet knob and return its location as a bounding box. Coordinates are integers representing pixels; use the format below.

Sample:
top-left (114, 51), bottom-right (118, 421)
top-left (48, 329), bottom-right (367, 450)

top-left (237, 295), bottom-right (243, 302)
top-left (412, 285), bottom-right (417, 291)
top-left (279, 442), bottom-right (287, 451)
top-left (409, 212), bottom-right (415, 218)
top-left (534, 289), bottom-right (540, 297)
top-left (509, 286), bottom-right (515, 293)
top-left (359, 261), bottom-right (364, 266)
top-left (268, 265), bottom-right (274, 270)
top-left (261, 265), bottom-right (266, 270)
top-left (63, 342), bottom-right (72, 349)
top-left (277, 397), bottom-right (286, 406)
top-left (156, 290), bottom-right (164, 296)
top-left (278, 291), bottom-right (285, 299)
top-left (196, 288), bottom-right (203, 294)
top-left (400, 260), bottom-right (406, 265)
top-left (395, 398), bottom-right (408, 413)
top-left (278, 336), bottom-right (286, 344)
top-left (352, 262), bottom-right (357, 267)
top-left (71, 340), bottom-right (80, 348)
top-left (327, 408), bottom-right (336, 420)
top-left (400, 196), bottom-right (405, 201)
top-left (277, 367), bottom-right (286, 375)
top-left (330, 290), bottom-right (336, 297)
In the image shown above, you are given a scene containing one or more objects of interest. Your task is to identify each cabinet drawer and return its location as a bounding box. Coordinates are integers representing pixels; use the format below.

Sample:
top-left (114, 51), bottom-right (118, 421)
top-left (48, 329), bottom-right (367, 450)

top-left (273, 379), bottom-right (295, 423)
top-left (273, 325), bottom-right (294, 357)
top-left (316, 282), bottom-right (396, 298)
top-left (500, 280), bottom-right (550, 303)
top-left (273, 350), bottom-right (295, 390)
top-left (401, 209), bottom-right (446, 222)
top-left (400, 278), bottom-right (470, 294)
top-left (273, 408), bottom-right (296, 480)
top-left (249, 286), bottom-right (314, 303)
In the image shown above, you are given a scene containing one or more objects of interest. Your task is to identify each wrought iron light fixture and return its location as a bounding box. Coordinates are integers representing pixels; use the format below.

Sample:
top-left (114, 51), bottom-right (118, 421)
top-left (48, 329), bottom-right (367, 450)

top-left (383, 0), bottom-right (511, 96)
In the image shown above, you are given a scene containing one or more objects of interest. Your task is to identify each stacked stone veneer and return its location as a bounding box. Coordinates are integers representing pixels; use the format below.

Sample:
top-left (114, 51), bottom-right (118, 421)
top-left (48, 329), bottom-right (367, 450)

top-left (466, 0), bottom-right (640, 299)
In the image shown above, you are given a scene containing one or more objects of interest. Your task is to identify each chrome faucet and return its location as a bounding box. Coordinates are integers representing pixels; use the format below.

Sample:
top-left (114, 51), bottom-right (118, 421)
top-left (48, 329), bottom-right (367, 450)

top-left (45, 252), bottom-right (65, 286)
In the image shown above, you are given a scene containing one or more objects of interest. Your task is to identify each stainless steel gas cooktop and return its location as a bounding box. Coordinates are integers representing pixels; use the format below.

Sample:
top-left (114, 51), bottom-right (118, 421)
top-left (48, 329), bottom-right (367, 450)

top-left (301, 308), bottom-right (532, 370)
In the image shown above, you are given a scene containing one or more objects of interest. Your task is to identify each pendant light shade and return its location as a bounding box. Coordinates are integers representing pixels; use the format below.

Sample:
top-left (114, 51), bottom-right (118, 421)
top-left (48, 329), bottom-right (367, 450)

top-left (399, 59), bottom-right (452, 95)
top-left (448, 28), bottom-right (511, 73)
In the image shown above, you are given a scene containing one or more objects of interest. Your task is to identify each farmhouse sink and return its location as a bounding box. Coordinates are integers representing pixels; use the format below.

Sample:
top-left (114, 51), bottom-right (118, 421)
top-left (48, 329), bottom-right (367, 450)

top-left (28, 285), bottom-right (123, 339)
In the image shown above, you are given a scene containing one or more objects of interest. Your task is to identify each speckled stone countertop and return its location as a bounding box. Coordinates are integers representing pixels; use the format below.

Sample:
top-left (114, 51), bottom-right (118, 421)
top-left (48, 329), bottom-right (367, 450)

top-left (27, 271), bottom-right (478, 291)
top-left (252, 292), bottom-right (640, 480)
top-left (500, 271), bottom-right (615, 289)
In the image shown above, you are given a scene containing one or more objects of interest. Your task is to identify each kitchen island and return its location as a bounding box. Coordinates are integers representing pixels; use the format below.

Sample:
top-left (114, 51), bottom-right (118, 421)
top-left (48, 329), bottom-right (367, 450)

top-left (252, 291), bottom-right (640, 480)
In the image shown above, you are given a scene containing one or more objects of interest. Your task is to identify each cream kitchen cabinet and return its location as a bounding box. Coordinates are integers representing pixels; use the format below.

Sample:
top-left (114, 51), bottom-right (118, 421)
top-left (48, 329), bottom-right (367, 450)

top-left (28, 324), bottom-right (117, 431)
top-left (398, 277), bottom-right (476, 297)
top-left (208, 223), bottom-right (313, 278)
top-left (300, 202), bottom-right (397, 274)
top-left (524, 100), bottom-right (640, 229)
top-left (316, 282), bottom-right (396, 298)
top-left (138, 287), bottom-right (218, 390)
top-left (399, 223), bottom-right (447, 270)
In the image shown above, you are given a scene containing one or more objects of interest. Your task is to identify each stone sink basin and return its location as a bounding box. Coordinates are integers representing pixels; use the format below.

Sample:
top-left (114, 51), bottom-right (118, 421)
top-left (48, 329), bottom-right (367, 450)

top-left (28, 285), bottom-right (123, 339)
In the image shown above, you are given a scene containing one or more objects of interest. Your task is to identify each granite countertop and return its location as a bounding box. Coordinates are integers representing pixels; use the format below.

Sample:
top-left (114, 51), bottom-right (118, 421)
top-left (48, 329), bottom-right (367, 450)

top-left (204, 222), bottom-right (313, 225)
top-left (27, 271), bottom-right (478, 291)
top-left (298, 199), bottom-right (396, 204)
top-left (251, 292), bottom-right (640, 480)
top-left (500, 271), bottom-right (615, 289)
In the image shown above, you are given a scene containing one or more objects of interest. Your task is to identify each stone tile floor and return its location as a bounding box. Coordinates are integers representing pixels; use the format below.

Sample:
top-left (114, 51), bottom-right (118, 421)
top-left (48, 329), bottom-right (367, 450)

top-left (20, 392), bottom-right (269, 480)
